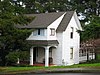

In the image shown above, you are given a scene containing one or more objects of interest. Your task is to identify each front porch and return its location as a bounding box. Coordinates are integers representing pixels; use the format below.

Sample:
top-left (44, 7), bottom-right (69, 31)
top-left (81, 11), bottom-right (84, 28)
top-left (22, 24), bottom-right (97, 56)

top-left (30, 45), bottom-right (58, 67)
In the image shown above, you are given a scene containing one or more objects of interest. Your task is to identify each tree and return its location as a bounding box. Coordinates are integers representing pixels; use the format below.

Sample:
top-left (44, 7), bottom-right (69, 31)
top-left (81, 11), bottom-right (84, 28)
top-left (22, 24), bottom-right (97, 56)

top-left (0, 0), bottom-right (32, 66)
top-left (80, 16), bottom-right (100, 60)
top-left (6, 51), bottom-right (20, 65)
top-left (10, 0), bottom-right (100, 26)
top-left (10, 0), bottom-right (72, 13)
top-left (6, 51), bottom-right (30, 65)
top-left (81, 16), bottom-right (100, 41)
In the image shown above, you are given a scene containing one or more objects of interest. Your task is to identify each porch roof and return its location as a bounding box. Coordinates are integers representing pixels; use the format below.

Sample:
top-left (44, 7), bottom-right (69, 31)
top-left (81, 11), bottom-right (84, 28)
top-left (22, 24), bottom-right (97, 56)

top-left (27, 40), bottom-right (59, 46)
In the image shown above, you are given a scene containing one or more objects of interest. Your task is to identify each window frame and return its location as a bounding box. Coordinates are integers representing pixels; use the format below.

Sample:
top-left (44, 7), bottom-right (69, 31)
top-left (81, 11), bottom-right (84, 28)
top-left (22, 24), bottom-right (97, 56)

top-left (70, 47), bottom-right (73, 59)
top-left (33, 29), bottom-right (45, 36)
top-left (50, 28), bottom-right (55, 36)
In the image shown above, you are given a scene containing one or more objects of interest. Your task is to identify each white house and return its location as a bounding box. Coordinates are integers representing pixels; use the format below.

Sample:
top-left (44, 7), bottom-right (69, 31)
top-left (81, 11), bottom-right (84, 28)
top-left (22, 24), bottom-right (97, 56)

top-left (18, 11), bottom-right (82, 67)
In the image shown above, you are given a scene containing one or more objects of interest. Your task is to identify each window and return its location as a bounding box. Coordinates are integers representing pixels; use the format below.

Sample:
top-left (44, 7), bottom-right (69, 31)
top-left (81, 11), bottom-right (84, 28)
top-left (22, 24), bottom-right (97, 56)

top-left (70, 47), bottom-right (73, 59)
top-left (50, 28), bottom-right (55, 36)
top-left (38, 29), bottom-right (40, 35)
top-left (33, 29), bottom-right (45, 36)
top-left (70, 27), bottom-right (74, 39)
top-left (70, 32), bottom-right (73, 38)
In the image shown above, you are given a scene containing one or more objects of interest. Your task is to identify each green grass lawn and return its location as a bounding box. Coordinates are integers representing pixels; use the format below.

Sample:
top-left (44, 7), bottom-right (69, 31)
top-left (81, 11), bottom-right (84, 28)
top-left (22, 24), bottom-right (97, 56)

top-left (0, 63), bottom-right (100, 74)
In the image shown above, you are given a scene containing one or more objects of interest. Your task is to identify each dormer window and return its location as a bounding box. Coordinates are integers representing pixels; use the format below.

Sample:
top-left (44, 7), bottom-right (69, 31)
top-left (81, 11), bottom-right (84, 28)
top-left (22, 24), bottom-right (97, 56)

top-left (33, 29), bottom-right (45, 36)
top-left (38, 29), bottom-right (40, 35)
top-left (50, 28), bottom-right (55, 36)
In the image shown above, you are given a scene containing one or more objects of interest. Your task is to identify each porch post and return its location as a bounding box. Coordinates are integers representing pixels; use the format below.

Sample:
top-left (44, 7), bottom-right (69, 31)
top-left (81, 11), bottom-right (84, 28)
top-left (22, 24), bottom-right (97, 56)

top-left (45, 46), bottom-right (50, 67)
top-left (30, 47), bottom-right (33, 65)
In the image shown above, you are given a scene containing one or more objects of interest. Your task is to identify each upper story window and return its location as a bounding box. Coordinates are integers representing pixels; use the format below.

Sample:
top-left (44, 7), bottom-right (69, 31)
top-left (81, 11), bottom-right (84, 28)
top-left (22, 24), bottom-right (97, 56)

top-left (33, 29), bottom-right (45, 36)
top-left (70, 27), bottom-right (74, 39)
top-left (38, 29), bottom-right (41, 35)
top-left (50, 28), bottom-right (55, 36)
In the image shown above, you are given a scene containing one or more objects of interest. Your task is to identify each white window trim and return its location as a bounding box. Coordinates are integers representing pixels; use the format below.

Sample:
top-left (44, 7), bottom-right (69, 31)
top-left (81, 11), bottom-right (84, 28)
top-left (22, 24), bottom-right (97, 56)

top-left (50, 28), bottom-right (55, 36)
top-left (70, 47), bottom-right (73, 59)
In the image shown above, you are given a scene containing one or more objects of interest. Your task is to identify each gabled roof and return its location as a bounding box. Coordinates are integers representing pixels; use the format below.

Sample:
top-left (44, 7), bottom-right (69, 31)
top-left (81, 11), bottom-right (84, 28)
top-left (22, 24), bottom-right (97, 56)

top-left (56, 11), bottom-right (74, 32)
top-left (17, 12), bottom-right (65, 28)
top-left (17, 11), bottom-right (74, 32)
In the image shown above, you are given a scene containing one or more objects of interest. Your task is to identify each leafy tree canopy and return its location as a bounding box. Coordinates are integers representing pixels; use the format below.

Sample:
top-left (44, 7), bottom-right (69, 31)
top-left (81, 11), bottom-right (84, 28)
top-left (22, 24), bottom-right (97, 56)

top-left (9, 0), bottom-right (100, 19)
top-left (0, 0), bottom-right (32, 66)
top-left (81, 16), bottom-right (100, 41)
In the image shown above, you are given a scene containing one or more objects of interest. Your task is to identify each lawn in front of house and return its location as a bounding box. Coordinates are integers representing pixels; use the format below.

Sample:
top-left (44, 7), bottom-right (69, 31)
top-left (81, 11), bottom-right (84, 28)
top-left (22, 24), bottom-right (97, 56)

top-left (0, 66), bottom-right (44, 73)
top-left (0, 63), bottom-right (100, 74)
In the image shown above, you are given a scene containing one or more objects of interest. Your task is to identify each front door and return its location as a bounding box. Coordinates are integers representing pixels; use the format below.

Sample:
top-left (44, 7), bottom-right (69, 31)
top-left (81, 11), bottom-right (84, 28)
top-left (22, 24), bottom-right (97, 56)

top-left (33, 47), bottom-right (36, 64)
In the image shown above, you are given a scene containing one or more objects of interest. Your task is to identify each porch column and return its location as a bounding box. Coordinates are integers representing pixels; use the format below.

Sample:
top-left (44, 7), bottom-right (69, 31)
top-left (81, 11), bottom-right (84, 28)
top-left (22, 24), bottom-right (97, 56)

top-left (30, 47), bottom-right (33, 65)
top-left (45, 46), bottom-right (50, 67)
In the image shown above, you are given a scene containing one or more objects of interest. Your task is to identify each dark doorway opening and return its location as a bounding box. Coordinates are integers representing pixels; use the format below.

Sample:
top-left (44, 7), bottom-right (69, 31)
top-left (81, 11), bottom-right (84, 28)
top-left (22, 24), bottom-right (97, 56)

top-left (33, 47), bottom-right (37, 64)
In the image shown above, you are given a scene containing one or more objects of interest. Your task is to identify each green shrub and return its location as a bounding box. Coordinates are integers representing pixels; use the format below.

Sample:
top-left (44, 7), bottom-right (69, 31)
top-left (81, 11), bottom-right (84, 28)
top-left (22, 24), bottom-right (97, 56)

top-left (6, 51), bottom-right (20, 64)
top-left (6, 51), bottom-right (30, 66)
top-left (97, 54), bottom-right (100, 60)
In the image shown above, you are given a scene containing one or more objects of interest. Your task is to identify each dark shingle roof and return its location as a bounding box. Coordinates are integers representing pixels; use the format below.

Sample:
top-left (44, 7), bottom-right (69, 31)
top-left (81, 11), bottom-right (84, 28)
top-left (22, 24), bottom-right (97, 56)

top-left (28, 40), bottom-right (59, 46)
top-left (17, 11), bottom-right (74, 32)
top-left (56, 11), bottom-right (74, 32)
top-left (17, 12), bottom-right (65, 28)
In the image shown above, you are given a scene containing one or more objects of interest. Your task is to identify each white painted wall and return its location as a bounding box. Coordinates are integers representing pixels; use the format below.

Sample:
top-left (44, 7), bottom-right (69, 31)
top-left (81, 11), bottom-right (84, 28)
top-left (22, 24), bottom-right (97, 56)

top-left (51, 12), bottom-right (81, 66)
top-left (60, 13), bottom-right (80, 65)
top-left (52, 32), bottom-right (63, 65)
top-left (52, 47), bottom-right (57, 64)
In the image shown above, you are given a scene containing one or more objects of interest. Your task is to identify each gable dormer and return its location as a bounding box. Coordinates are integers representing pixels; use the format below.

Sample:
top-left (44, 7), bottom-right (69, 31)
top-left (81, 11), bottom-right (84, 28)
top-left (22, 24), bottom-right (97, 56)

top-left (27, 28), bottom-right (47, 40)
top-left (47, 13), bottom-right (66, 40)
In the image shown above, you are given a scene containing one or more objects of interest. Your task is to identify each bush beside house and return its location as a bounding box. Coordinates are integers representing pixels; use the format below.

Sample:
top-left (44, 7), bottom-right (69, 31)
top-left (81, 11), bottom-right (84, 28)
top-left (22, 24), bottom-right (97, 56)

top-left (6, 51), bottom-right (30, 66)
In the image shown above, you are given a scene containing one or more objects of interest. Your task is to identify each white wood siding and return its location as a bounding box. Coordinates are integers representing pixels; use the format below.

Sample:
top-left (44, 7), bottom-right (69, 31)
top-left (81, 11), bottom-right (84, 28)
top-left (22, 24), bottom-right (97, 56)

top-left (61, 13), bottom-right (80, 65)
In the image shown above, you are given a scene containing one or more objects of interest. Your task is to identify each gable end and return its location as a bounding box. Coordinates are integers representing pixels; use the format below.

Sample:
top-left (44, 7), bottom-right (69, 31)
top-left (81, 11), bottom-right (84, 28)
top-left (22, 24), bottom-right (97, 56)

top-left (56, 11), bottom-right (74, 32)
